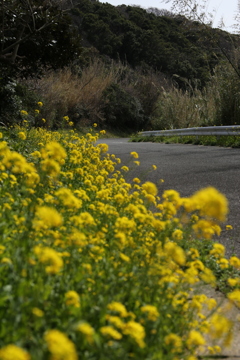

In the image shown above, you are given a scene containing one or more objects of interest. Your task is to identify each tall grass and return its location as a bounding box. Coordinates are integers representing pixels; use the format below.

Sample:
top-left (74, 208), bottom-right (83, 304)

top-left (151, 55), bottom-right (240, 130)
top-left (211, 60), bottom-right (240, 126)
top-left (23, 52), bottom-right (240, 132)
top-left (25, 58), bottom-right (171, 132)
top-left (29, 59), bottom-right (124, 128)
top-left (151, 86), bottom-right (216, 130)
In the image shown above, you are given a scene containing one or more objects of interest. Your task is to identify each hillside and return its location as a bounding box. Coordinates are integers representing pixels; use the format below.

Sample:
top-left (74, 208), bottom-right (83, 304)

top-left (68, 0), bottom-right (240, 88)
top-left (1, 0), bottom-right (240, 132)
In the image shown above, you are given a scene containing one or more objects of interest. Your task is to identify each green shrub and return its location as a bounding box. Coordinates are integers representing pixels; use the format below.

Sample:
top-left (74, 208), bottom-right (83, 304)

top-left (0, 77), bottom-right (22, 125)
top-left (102, 83), bottom-right (145, 130)
top-left (210, 60), bottom-right (240, 126)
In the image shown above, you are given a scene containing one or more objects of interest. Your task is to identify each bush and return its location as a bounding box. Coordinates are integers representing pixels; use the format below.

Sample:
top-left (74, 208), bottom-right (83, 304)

top-left (102, 83), bottom-right (145, 130)
top-left (150, 82), bottom-right (219, 130)
top-left (209, 60), bottom-right (240, 126)
top-left (25, 59), bottom-right (122, 129)
top-left (0, 76), bottom-right (22, 125)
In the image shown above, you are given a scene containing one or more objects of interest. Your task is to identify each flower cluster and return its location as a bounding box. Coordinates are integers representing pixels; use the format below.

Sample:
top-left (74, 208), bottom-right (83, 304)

top-left (0, 122), bottom-right (239, 360)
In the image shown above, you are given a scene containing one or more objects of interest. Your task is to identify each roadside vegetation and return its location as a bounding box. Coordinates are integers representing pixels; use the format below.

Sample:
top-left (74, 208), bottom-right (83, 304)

top-left (2, 0), bottom-right (240, 135)
top-left (1, 1), bottom-right (240, 358)
top-left (1, 104), bottom-right (240, 359)
top-left (131, 134), bottom-right (240, 148)
top-left (5, 55), bottom-right (240, 137)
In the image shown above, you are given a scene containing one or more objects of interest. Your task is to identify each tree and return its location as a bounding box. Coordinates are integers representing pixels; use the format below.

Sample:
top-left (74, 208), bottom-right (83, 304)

top-left (162, 0), bottom-right (240, 79)
top-left (0, 0), bottom-right (82, 75)
top-left (146, 7), bottom-right (174, 18)
top-left (162, 0), bottom-right (216, 27)
top-left (0, 0), bottom-right (82, 125)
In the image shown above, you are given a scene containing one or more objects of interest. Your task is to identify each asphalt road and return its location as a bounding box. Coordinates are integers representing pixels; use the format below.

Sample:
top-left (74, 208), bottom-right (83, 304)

top-left (98, 138), bottom-right (240, 257)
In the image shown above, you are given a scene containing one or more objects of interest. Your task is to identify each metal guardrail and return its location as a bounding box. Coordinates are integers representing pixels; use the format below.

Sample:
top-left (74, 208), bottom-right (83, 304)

top-left (140, 125), bottom-right (240, 137)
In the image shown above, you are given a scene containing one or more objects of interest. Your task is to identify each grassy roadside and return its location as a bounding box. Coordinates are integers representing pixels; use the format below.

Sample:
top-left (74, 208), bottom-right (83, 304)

top-left (131, 134), bottom-right (240, 148)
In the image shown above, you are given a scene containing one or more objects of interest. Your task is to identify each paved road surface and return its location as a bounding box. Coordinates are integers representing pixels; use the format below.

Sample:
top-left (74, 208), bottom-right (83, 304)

top-left (98, 138), bottom-right (240, 257)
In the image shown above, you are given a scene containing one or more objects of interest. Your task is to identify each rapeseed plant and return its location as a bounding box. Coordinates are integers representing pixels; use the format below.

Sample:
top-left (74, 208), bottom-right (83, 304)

top-left (0, 107), bottom-right (240, 359)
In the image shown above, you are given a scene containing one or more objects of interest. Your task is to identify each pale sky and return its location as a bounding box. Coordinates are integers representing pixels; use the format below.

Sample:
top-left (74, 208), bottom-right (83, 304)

top-left (99, 0), bottom-right (239, 33)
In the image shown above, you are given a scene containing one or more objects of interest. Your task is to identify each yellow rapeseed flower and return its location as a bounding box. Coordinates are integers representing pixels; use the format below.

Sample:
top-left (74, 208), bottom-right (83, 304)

top-left (122, 320), bottom-right (146, 348)
top-left (217, 258), bottom-right (229, 269)
top-left (120, 253), bottom-right (130, 262)
top-left (192, 219), bottom-right (220, 239)
top-left (209, 313), bottom-right (233, 341)
top-left (32, 307), bottom-right (44, 317)
top-left (41, 158), bottom-right (61, 177)
top-left (163, 189), bottom-right (181, 204)
top-left (76, 322), bottom-right (95, 343)
top-left (115, 217), bottom-right (136, 232)
top-left (200, 268), bottom-right (216, 286)
top-left (100, 326), bottom-right (122, 340)
top-left (65, 291), bottom-right (80, 308)
top-left (209, 243), bottom-right (225, 258)
top-left (133, 177), bottom-right (141, 183)
top-left (164, 242), bottom-right (186, 266)
top-left (228, 289), bottom-right (240, 307)
top-left (20, 110), bottom-right (28, 116)
top-left (70, 212), bottom-right (95, 226)
top-left (105, 315), bottom-right (124, 329)
top-left (208, 345), bottom-right (221, 354)
top-left (130, 151), bottom-right (139, 159)
top-left (107, 302), bottom-right (128, 317)
top-left (164, 333), bottom-right (182, 351)
top-left (0, 344), bottom-right (30, 360)
top-left (0, 245), bottom-right (5, 254)
top-left (55, 188), bottom-right (82, 209)
top-left (45, 329), bottom-right (78, 360)
top-left (97, 143), bottom-right (108, 153)
top-left (227, 278), bottom-right (239, 287)
top-left (140, 305), bottom-right (160, 321)
top-left (1, 257), bottom-right (12, 264)
top-left (18, 132), bottom-right (26, 140)
top-left (34, 246), bottom-right (63, 274)
top-left (30, 150), bottom-right (41, 158)
top-left (172, 229), bottom-right (183, 241)
top-left (142, 181), bottom-right (158, 196)
top-left (186, 330), bottom-right (205, 348)
top-left (43, 141), bottom-right (67, 163)
top-left (33, 206), bottom-right (63, 230)
top-left (191, 187), bottom-right (228, 222)
top-left (229, 256), bottom-right (240, 269)
top-left (2, 151), bottom-right (36, 175)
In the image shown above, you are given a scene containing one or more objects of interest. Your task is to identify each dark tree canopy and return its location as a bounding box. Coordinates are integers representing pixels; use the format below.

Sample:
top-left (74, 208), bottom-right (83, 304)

top-left (0, 0), bottom-right (82, 76)
top-left (70, 0), bottom-right (240, 88)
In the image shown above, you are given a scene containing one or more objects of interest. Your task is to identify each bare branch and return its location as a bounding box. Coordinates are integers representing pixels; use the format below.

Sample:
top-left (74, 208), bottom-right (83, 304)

top-left (0, 0), bottom-right (65, 63)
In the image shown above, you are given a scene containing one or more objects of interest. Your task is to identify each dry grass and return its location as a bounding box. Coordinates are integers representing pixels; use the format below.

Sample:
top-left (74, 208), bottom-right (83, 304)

top-left (151, 85), bottom-right (217, 130)
top-left (25, 55), bottom-right (240, 132)
top-left (151, 55), bottom-right (240, 130)
top-left (30, 59), bottom-right (124, 128)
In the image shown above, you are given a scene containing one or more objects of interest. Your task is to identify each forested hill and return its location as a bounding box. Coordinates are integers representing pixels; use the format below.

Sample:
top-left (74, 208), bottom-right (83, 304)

top-left (68, 0), bottom-right (240, 88)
